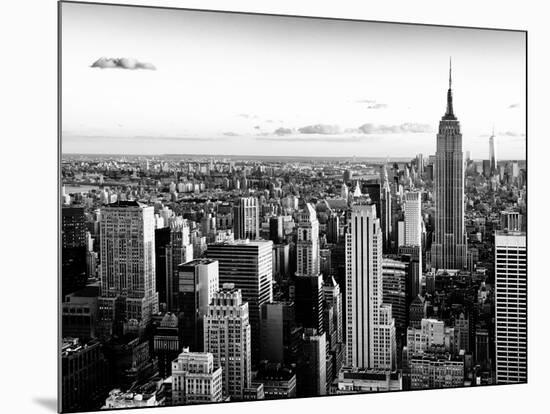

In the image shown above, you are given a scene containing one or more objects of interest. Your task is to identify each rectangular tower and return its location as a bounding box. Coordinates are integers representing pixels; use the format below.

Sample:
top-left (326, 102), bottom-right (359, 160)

top-left (345, 203), bottom-right (396, 370)
top-left (495, 231), bottom-right (527, 384)
top-left (204, 283), bottom-right (252, 400)
top-left (98, 201), bottom-right (159, 336)
top-left (233, 197), bottom-right (260, 240)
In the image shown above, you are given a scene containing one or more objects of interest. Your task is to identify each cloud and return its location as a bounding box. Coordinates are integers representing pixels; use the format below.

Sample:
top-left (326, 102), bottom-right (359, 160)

top-left (358, 122), bottom-right (433, 134)
top-left (507, 103), bottom-right (520, 109)
top-left (223, 131), bottom-right (240, 137)
top-left (298, 124), bottom-right (341, 135)
top-left (90, 57), bottom-right (156, 70)
top-left (274, 127), bottom-right (293, 136)
top-left (63, 134), bottom-right (223, 142)
top-left (254, 125), bottom-right (261, 130)
top-left (500, 130), bottom-right (525, 137)
top-left (237, 113), bottom-right (259, 119)
top-left (355, 99), bottom-right (388, 109)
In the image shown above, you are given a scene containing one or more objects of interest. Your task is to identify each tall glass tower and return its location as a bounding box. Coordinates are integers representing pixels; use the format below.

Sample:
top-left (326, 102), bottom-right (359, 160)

top-left (430, 61), bottom-right (467, 270)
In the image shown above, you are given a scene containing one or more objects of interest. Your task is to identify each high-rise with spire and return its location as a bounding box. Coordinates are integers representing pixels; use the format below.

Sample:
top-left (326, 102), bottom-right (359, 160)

top-left (430, 60), bottom-right (467, 270)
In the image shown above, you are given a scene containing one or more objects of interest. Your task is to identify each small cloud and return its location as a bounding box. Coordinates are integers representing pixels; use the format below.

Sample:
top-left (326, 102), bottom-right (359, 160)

top-left (355, 99), bottom-right (388, 109)
top-left (358, 123), bottom-right (432, 134)
top-left (508, 103), bottom-right (520, 109)
top-left (237, 113), bottom-right (259, 119)
top-left (223, 131), bottom-right (240, 137)
top-left (91, 57), bottom-right (156, 70)
top-left (298, 124), bottom-right (341, 135)
top-left (500, 130), bottom-right (525, 137)
top-left (266, 120), bottom-right (274, 123)
top-left (274, 127), bottom-right (293, 136)
top-left (254, 126), bottom-right (261, 130)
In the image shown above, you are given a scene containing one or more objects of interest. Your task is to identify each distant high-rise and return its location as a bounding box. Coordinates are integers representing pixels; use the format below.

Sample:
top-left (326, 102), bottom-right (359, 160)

top-left (297, 329), bottom-right (327, 397)
top-left (345, 203), bottom-right (396, 369)
top-left (430, 61), bottom-right (467, 270)
top-left (177, 258), bottom-right (219, 351)
top-left (98, 201), bottom-right (159, 336)
top-left (62, 206), bottom-right (88, 296)
top-left (495, 231), bottom-right (527, 384)
top-left (171, 348), bottom-right (223, 405)
top-left (260, 301), bottom-right (302, 365)
top-left (206, 240), bottom-right (273, 362)
top-left (233, 197), bottom-right (260, 240)
top-left (489, 127), bottom-right (498, 175)
top-left (204, 284), bottom-right (252, 400)
top-left (269, 216), bottom-right (284, 244)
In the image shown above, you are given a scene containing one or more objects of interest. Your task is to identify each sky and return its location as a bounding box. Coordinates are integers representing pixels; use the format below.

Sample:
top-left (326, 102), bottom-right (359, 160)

top-left (61, 2), bottom-right (526, 159)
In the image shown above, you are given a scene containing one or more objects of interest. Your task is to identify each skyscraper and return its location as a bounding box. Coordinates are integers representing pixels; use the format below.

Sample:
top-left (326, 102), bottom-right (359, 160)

top-left (294, 203), bottom-right (324, 334)
top-left (345, 203), bottom-right (396, 370)
top-left (177, 258), bottom-right (219, 351)
top-left (62, 206), bottom-right (88, 296)
top-left (404, 192), bottom-right (422, 247)
top-left (430, 61), bottom-right (467, 270)
top-left (489, 127), bottom-right (497, 175)
top-left (204, 283), bottom-right (252, 400)
top-left (495, 231), bottom-right (527, 384)
top-left (206, 240), bottom-right (273, 362)
top-left (166, 217), bottom-right (194, 312)
top-left (98, 201), bottom-right (159, 336)
top-left (233, 197), bottom-right (260, 240)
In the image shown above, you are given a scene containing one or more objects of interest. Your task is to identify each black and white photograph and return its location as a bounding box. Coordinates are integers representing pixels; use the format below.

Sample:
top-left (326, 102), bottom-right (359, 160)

top-left (57, 1), bottom-right (527, 412)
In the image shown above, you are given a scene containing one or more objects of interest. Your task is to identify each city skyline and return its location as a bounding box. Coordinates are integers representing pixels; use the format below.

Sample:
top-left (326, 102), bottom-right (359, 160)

top-left (61, 3), bottom-right (526, 159)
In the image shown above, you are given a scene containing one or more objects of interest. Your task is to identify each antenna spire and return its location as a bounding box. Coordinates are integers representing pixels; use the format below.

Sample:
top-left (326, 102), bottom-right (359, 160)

top-left (449, 56), bottom-right (452, 89)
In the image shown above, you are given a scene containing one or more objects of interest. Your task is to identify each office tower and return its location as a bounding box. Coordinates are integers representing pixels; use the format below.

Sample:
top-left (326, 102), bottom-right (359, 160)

top-left (295, 203), bottom-right (325, 333)
top-left (61, 338), bottom-right (108, 412)
top-left (153, 312), bottom-right (180, 377)
top-left (416, 153), bottom-right (425, 176)
top-left (380, 178), bottom-right (393, 253)
top-left (272, 243), bottom-right (290, 283)
top-left (398, 246), bottom-right (422, 300)
top-left (431, 62), bottom-right (467, 270)
top-left (206, 240), bottom-right (273, 362)
top-left (495, 231), bottom-right (527, 384)
top-left (404, 192), bottom-right (422, 247)
top-left (382, 258), bottom-right (407, 336)
top-left (176, 259), bottom-right (219, 351)
top-left (166, 217), bottom-right (194, 312)
top-left (233, 197), bottom-right (259, 240)
top-left (171, 348), bottom-right (223, 405)
top-left (409, 353), bottom-right (464, 389)
top-left (489, 128), bottom-right (497, 174)
top-left (323, 276), bottom-right (345, 385)
top-left (296, 203), bottom-right (320, 276)
top-left (345, 203), bottom-right (396, 370)
top-left (260, 301), bottom-right (302, 365)
top-left (475, 327), bottom-right (491, 368)
top-left (154, 226), bottom-right (171, 307)
top-left (501, 210), bottom-right (523, 232)
top-left (326, 212), bottom-right (340, 244)
top-left (204, 284), bottom-right (252, 400)
top-left (269, 216), bottom-right (284, 244)
top-left (62, 206), bottom-right (88, 296)
top-left (297, 329), bottom-right (327, 397)
top-left (98, 201), bottom-right (159, 336)
top-left (252, 362), bottom-right (297, 399)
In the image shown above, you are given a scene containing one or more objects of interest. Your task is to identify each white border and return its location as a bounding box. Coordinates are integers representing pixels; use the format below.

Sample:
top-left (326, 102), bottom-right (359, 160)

top-left (1, 1), bottom-right (543, 414)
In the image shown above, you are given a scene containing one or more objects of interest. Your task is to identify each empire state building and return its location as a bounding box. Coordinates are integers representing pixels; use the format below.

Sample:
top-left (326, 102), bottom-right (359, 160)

top-left (430, 61), bottom-right (467, 270)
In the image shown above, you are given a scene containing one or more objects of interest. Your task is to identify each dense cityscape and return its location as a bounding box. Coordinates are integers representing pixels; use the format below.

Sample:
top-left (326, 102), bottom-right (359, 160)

top-left (60, 68), bottom-right (526, 412)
